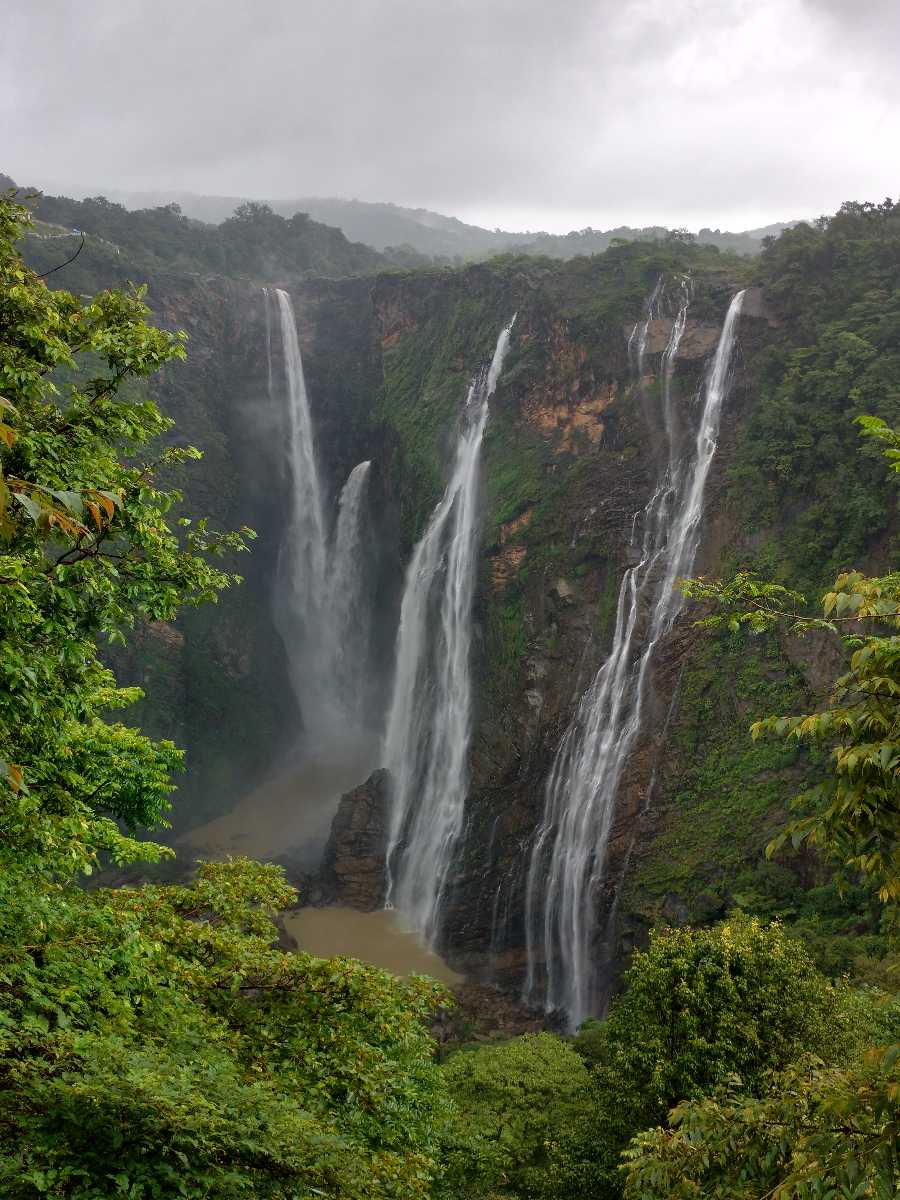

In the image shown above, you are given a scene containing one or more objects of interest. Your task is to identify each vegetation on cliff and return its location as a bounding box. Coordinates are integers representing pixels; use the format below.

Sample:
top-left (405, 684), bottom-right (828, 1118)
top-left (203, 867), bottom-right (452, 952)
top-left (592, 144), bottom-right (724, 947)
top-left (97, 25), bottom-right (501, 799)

top-left (622, 540), bottom-right (900, 1198)
top-left (623, 201), bottom-right (900, 975)
top-left (434, 420), bottom-right (900, 1199)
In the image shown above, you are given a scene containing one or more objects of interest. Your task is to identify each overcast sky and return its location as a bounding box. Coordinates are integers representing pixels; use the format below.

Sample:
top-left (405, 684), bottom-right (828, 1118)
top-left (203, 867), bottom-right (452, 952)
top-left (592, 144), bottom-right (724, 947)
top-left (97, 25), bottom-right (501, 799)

top-left (2, 0), bottom-right (897, 233)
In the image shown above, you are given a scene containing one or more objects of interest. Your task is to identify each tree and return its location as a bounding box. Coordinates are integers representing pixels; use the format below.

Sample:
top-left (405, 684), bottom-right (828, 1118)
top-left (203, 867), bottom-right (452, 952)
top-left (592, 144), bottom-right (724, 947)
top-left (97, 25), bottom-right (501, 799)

top-left (579, 916), bottom-right (852, 1197)
top-left (556, 912), bottom-right (854, 1195)
top-left (594, 917), bottom-right (846, 1123)
top-left (0, 193), bottom-right (448, 1199)
top-left (438, 1033), bottom-right (598, 1199)
top-left (622, 1045), bottom-right (900, 1200)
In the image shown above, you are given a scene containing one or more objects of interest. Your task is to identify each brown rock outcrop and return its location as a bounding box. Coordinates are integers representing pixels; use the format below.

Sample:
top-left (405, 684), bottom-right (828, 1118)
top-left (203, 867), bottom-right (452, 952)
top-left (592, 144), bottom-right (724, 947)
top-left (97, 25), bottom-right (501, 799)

top-left (319, 769), bottom-right (390, 910)
top-left (522, 381), bottom-right (617, 454)
top-left (622, 317), bottom-right (721, 360)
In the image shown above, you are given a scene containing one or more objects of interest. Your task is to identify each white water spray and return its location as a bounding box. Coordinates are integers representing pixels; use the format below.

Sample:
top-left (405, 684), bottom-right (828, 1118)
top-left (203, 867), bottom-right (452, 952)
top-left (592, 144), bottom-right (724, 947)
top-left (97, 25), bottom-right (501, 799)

top-left (383, 316), bottom-right (516, 943)
top-left (326, 460), bottom-right (373, 728)
top-left (269, 287), bottom-right (328, 638)
top-left (524, 287), bottom-right (745, 1029)
top-left (266, 287), bottom-right (374, 745)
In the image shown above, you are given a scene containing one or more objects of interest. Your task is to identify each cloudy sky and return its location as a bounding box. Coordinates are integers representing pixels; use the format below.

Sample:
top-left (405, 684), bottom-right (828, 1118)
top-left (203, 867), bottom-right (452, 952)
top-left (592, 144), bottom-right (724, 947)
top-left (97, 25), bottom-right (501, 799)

top-left (2, 0), bottom-right (897, 233)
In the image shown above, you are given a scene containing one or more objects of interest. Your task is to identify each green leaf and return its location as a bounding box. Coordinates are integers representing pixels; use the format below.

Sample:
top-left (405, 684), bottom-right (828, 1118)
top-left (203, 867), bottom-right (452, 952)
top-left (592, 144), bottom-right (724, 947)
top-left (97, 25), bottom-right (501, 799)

top-left (12, 491), bottom-right (42, 523)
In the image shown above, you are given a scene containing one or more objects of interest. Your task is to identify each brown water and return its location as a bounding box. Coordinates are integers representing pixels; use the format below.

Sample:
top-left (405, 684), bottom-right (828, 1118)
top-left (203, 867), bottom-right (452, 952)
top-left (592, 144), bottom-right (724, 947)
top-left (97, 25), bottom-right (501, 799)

top-left (181, 744), bottom-right (377, 868)
top-left (283, 907), bottom-right (463, 984)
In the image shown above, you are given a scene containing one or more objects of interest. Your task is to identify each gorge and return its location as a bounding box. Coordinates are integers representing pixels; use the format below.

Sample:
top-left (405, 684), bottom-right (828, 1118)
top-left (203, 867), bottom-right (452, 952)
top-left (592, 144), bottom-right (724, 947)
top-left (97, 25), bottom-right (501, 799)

top-left (19, 195), bottom-right (897, 1025)
top-left (6, 180), bottom-right (899, 1199)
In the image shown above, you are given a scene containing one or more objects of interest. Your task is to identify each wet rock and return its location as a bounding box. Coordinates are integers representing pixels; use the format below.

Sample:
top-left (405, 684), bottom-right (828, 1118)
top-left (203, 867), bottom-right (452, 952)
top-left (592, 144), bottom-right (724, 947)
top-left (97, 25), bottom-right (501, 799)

top-left (551, 577), bottom-right (576, 605)
top-left (318, 769), bottom-right (390, 910)
top-left (662, 893), bottom-right (691, 925)
top-left (779, 625), bottom-right (846, 700)
top-left (433, 981), bottom-right (549, 1047)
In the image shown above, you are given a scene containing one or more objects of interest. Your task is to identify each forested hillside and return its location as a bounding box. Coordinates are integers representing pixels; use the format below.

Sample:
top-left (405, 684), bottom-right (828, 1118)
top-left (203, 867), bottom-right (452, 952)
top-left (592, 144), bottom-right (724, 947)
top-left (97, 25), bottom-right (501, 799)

top-left (2, 184), bottom-right (897, 1197)
top-left (1, 174), bottom-right (428, 286)
top-left (41, 180), bottom-right (789, 262)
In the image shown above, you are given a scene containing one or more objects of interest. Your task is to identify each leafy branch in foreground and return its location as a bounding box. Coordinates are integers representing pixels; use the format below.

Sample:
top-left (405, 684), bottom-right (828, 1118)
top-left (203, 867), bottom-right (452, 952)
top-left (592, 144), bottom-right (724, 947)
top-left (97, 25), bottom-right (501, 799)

top-left (0, 190), bottom-right (254, 870)
top-left (623, 1044), bottom-right (900, 1200)
top-left (684, 565), bottom-right (900, 902)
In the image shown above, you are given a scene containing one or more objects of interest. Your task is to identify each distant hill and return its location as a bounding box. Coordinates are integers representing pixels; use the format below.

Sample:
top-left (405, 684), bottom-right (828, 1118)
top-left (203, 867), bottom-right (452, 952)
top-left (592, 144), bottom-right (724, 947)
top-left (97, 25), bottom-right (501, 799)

top-left (283, 197), bottom-right (524, 258)
top-left (5, 172), bottom-right (793, 276)
top-left (2, 176), bottom-right (438, 289)
top-left (52, 184), bottom-right (791, 261)
top-left (72, 188), bottom-right (519, 259)
top-left (510, 222), bottom-right (791, 260)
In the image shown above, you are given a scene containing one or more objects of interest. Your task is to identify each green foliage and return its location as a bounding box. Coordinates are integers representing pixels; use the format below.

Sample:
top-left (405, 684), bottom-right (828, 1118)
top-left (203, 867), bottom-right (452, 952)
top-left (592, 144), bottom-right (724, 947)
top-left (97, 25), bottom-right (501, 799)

top-left (0, 196), bottom-right (448, 1198)
top-left (1, 858), bottom-right (448, 1199)
top-left (684, 457), bottom-right (900, 906)
top-left (438, 1034), bottom-right (598, 1199)
top-left (623, 1045), bottom-right (900, 1200)
top-left (579, 917), bottom-right (866, 1200)
top-left (727, 201), bottom-right (900, 591)
top-left (595, 916), bottom-right (846, 1130)
top-left (761, 572), bottom-right (900, 905)
top-left (20, 190), bottom-right (388, 291)
top-left (0, 193), bottom-right (251, 869)
top-left (623, 631), bottom-right (812, 921)
top-left (624, 412), bottom-right (900, 1200)
top-left (481, 404), bottom-right (548, 540)
top-left (487, 594), bottom-right (529, 678)
top-left (378, 293), bottom-right (504, 544)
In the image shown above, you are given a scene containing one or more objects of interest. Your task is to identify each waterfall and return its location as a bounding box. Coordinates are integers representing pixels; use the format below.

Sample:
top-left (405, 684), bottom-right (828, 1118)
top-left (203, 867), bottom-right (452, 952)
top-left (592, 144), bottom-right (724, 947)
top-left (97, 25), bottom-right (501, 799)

top-left (524, 287), bottom-right (745, 1029)
top-left (270, 287), bottom-right (328, 633)
top-left (326, 460), bottom-right (373, 729)
top-left (383, 316), bottom-right (516, 944)
top-left (266, 286), bottom-right (373, 746)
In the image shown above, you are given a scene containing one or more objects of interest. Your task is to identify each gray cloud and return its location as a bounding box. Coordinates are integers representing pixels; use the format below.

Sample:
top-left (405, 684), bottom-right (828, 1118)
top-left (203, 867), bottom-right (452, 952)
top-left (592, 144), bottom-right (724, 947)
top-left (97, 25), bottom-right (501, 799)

top-left (2, 0), bottom-right (897, 231)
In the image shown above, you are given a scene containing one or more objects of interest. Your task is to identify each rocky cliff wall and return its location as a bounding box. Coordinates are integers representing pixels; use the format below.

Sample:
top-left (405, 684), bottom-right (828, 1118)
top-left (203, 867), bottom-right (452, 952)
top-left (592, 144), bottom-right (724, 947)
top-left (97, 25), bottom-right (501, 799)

top-left (34, 231), bottom-right (889, 991)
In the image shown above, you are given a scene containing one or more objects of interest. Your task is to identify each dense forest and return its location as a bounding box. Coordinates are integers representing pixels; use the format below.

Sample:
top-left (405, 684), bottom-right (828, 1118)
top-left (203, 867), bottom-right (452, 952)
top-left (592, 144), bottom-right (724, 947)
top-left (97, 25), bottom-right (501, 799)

top-left (1, 174), bottom-right (786, 279)
top-left (1, 181), bottom-right (898, 1200)
top-left (0, 176), bottom-right (430, 286)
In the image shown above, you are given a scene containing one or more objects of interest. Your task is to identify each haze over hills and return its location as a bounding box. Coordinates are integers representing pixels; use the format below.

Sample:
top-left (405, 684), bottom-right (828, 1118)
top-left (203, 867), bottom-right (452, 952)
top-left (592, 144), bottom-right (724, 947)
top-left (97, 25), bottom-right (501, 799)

top-left (37, 182), bottom-right (792, 260)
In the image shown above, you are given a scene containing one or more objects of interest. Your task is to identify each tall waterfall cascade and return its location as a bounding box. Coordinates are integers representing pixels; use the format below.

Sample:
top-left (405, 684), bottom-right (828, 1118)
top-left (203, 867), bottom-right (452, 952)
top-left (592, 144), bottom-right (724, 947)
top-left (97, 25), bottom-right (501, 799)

top-left (265, 287), bottom-right (373, 748)
top-left (327, 460), bottom-right (374, 729)
top-left (524, 286), bottom-right (746, 1029)
top-left (383, 316), bottom-right (517, 945)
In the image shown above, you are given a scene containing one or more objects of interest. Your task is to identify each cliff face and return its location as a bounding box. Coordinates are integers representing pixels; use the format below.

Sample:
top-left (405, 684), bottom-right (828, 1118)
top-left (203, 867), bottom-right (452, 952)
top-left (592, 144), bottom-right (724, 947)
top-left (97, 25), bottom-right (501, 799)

top-left (341, 253), bottom-right (869, 991)
top-left (34, 225), bottom-right (892, 991)
top-left (280, 253), bottom-right (817, 993)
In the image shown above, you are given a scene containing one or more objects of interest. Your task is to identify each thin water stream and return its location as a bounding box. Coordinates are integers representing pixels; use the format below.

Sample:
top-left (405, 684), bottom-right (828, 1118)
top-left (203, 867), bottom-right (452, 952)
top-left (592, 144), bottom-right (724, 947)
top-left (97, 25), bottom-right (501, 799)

top-left (524, 286), bottom-right (746, 1029)
top-left (383, 316), bottom-right (516, 945)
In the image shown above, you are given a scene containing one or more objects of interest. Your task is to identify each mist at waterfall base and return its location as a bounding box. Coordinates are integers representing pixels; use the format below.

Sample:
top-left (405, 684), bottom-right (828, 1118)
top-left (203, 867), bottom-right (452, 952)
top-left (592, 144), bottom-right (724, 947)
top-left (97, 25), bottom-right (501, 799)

top-left (383, 317), bottom-right (516, 948)
top-left (184, 289), bottom-right (385, 870)
top-left (183, 296), bottom-right (519, 912)
top-left (268, 288), bottom-right (378, 755)
top-left (524, 286), bottom-right (746, 1031)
